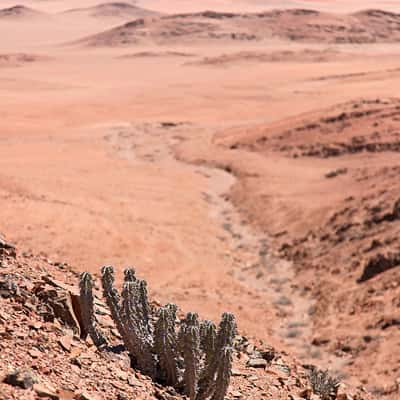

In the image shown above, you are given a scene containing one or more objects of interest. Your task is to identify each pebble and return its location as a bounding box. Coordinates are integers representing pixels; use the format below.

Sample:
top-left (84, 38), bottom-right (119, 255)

top-left (247, 358), bottom-right (267, 368)
top-left (29, 348), bottom-right (42, 359)
top-left (232, 369), bottom-right (248, 376)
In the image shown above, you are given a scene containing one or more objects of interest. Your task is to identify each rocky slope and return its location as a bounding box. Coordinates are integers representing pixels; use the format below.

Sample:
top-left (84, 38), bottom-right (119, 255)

top-left (202, 98), bottom-right (400, 398)
top-left (0, 236), bottom-right (374, 400)
top-left (78, 9), bottom-right (400, 47)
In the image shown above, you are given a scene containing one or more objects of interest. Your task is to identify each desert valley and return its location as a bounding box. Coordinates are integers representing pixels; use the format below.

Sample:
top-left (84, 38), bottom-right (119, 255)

top-left (0, 0), bottom-right (400, 399)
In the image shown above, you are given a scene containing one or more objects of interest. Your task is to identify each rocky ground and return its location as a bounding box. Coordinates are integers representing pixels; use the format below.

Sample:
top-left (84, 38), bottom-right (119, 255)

top-left (0, 238), bottom-right (374, 400)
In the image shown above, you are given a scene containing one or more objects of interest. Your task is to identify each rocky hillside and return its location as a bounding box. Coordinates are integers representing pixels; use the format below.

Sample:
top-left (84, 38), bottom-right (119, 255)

top-left (210, 98), bottom-right (400, 398)
top-left (77, 9), bottom-right (400, 47)
top-left (0, 236), bottom-right (374, 400)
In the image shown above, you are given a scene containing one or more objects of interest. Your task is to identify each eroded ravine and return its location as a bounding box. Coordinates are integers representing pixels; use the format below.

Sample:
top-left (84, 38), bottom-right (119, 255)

top-left (101, 120), bottom-right (346, 376)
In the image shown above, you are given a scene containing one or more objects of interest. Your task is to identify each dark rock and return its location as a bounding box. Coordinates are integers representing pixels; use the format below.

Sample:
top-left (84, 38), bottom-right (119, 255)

top-left (36, 285), bottom-right (81, 334)
top-left (260, 348), bottom-right (276, 363)
top-left (0, 276), bottom-right (19, 298)
top-left (4, 369), bottom-right (38, 389)
top-left (358, 252), bottom-right (400, 282)
top-left (0, 236), bottom-right (16, 257)
top-left (247, 358), bottom-right (267, 368)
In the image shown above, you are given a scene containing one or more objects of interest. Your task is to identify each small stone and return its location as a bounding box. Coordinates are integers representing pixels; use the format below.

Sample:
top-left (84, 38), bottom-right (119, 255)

top-left (248, 375), bottom-right (259, 381)
top-left (0, 310), bottom-right (9, 323)
top-left (4, 369), bottom-right (38, 389)
top-left (34, 383), bottom-right (59, 399)
top-left (59, 335), bottom-right (72, 352)
top-left (111, 380), bottom-right (125, 390)
top-left (246, 344), bottom-right (255, 355)
top-left (231, 391), bottom-right (243, 398)
top-left (127, 375), bottom-right (137, 386)
top-left (29, 348), bottom-right (42, 359)
top-left (115, 369), bottom-right (128, 381)
top-left (30, 321), bottom-right (43, 330)
top-left (0, 278), bottom-right (19, 298)
top-left (247, 358), bottom-right (267, 368)
top-left (232, 369), bottom-right (247, 376)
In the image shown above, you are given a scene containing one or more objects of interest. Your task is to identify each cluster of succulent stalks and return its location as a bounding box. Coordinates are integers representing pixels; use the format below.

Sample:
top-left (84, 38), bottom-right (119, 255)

top-left (79, 266), bottom-right (237, 400)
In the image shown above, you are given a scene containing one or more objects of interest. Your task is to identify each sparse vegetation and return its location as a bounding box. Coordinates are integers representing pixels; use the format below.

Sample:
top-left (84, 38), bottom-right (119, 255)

top-left (309, 368), bottom-right (340, 400)
top-left (79, 266), bottom-right (237, 399)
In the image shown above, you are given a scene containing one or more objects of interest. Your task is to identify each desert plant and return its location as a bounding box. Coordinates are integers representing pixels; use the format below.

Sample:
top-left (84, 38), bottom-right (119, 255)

top-left (180, 313), bottom-right (201, 400)
top-left (154, 305), bottom-right (180, 386)
top-left (78, 272), bottom-right (107, 348)
top-left (78, 267), bottom-right (237, 400)
top-left (121, 280), bottom-right (156, 376)
top-left (197, 312), bottom-right (237, 400)
top-left (309, 368), bottom-right (340, 400)
top-left (200, 320), bottom-right (216, 366)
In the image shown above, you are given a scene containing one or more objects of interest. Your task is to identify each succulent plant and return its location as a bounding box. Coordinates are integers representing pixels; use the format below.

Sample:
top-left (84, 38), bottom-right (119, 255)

top-left (121, 280), bottom-right (156, 376)
top-left (78, 272), bottom-right (107, 348)
top-left (154, 305), bottom-right (180, 386)
top-left (79, 266), bottom-right (236, 400)
top-left (181, 313), bottom-right (201, 400)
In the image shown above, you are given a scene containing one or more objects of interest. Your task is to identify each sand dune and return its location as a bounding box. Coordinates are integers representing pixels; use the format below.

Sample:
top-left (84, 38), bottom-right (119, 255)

top-left (78, 8), bottom-right (400, 47)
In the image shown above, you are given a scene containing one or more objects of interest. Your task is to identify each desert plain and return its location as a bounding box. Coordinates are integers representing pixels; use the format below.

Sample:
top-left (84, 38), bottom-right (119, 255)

top-left (1, 0), bottom-right (400, 399)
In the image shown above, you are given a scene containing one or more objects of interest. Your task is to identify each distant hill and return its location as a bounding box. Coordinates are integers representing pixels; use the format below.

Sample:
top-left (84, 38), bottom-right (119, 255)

top-left (62, 2), bottom-right (160, 19)
top-left (75, 8), bottom-right (400, 47)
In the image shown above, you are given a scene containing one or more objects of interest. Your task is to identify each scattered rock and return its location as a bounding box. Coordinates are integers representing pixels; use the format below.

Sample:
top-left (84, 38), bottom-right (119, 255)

top-left (246, 343), bottom-right (255, 354)
top-left (247, 358), bottom-right (267, 368)
top-left (0, 236), bottom-right (16, 257)
top-left (0, 277), bottom-right (19, 298)
top-left (358, 252), bottom-right (400, 282)
top-left (232, 368), bottom-right (248, 376)
top-left (29, 348), bottom-right (42, 358)
top-left (59, 335), bottom-right (73, 352)
top-left (36, 285), bottom-right (81, 334)
top-left (34, 383), bottom-right (59, 399)
top-left (4, 369), bottom-right (38, 389)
